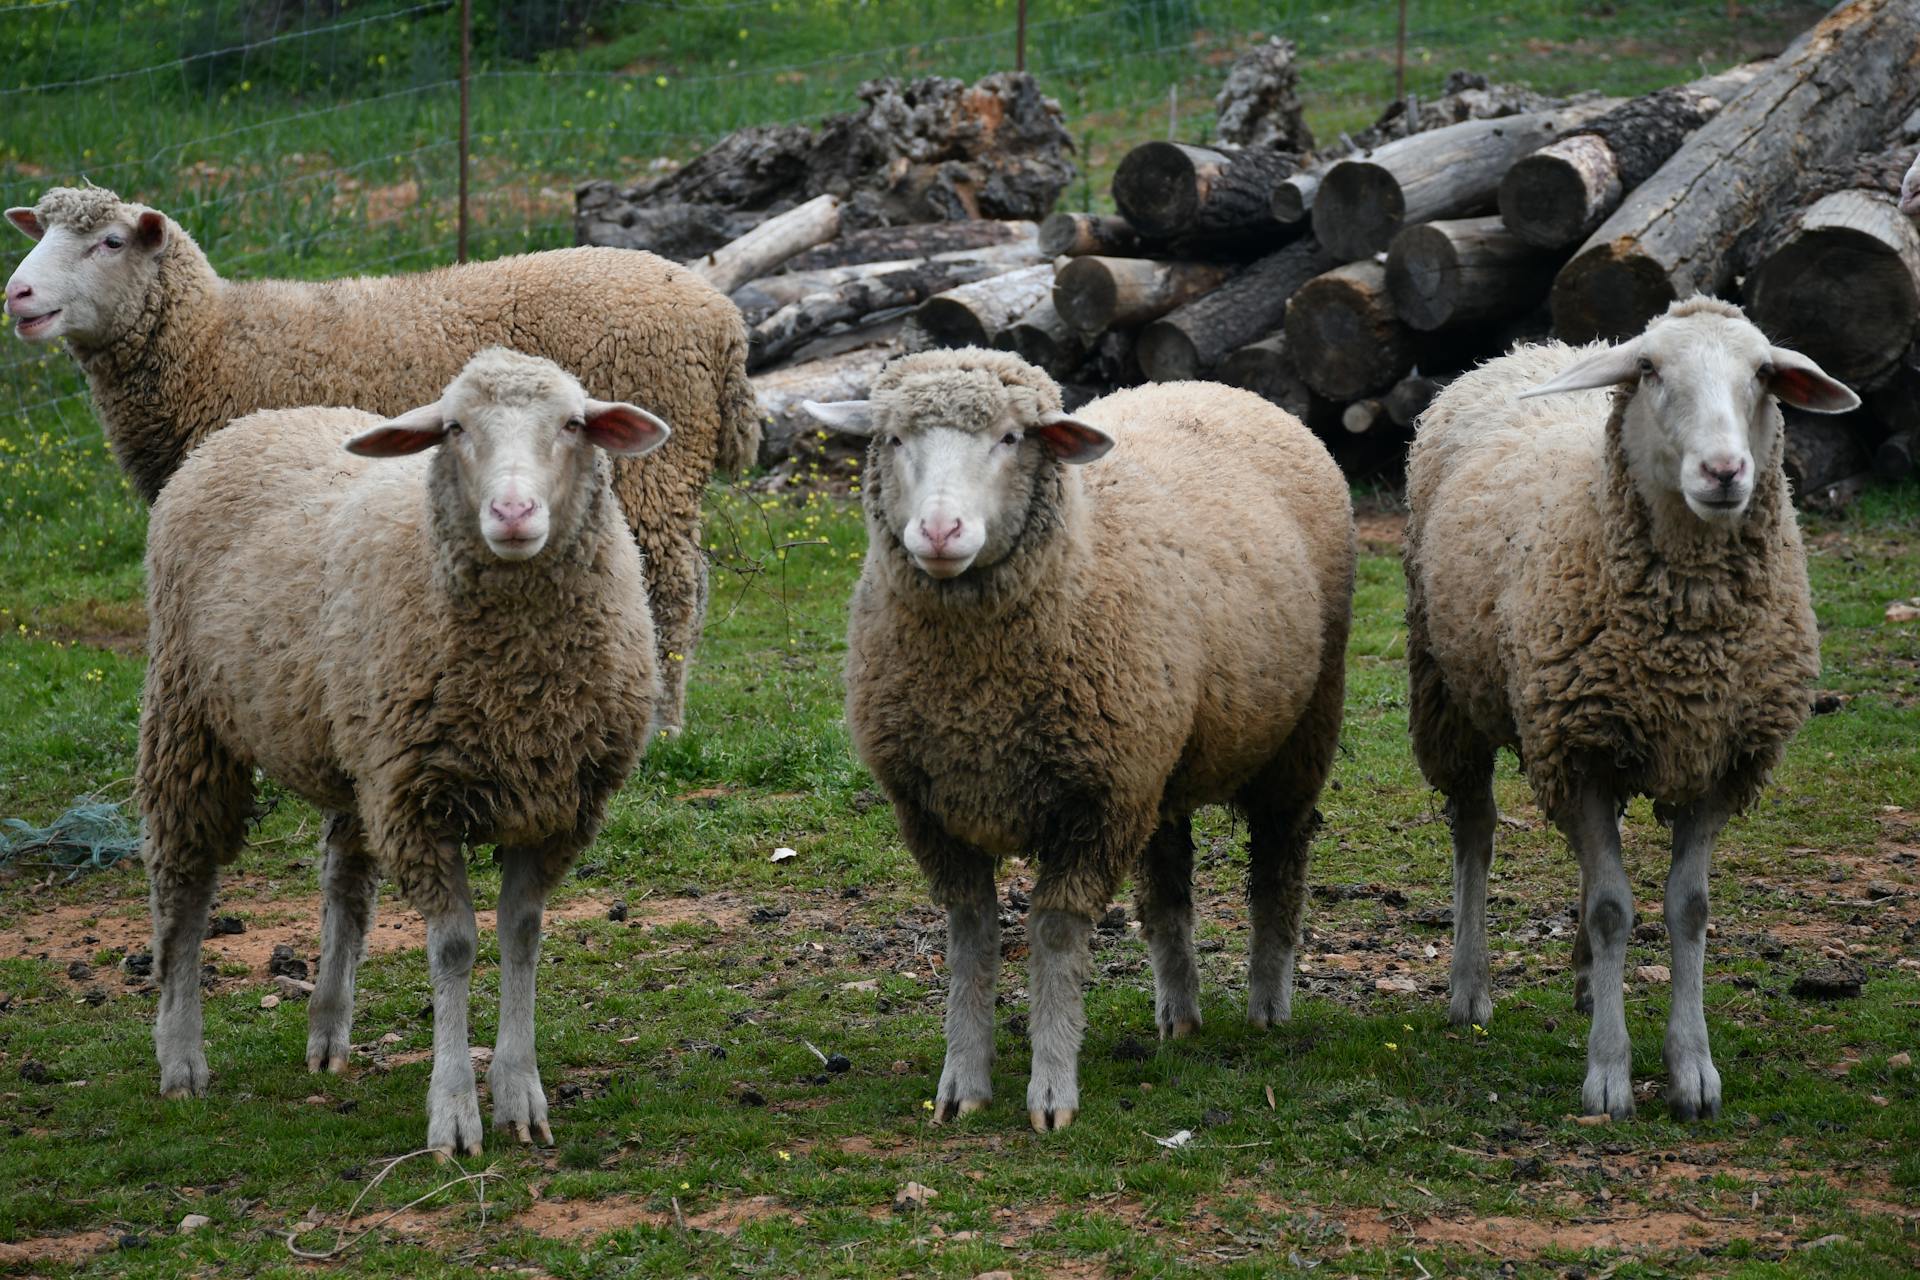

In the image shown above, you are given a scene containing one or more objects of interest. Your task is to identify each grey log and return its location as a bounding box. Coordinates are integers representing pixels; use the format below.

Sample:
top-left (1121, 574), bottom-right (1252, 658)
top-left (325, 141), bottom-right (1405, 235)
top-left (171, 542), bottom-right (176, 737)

top-left (1040, 212), bottom-right (1144, 258)
top-left (1112, 142), bottom-right (1299, 244)
top-left (995, 297), bottom-right (1090, 379)
top-left (911, 264), bottom-right (1056, 349)
top-left (1218, 330), bottom-right (1313, 421)
top-left (1133, 239), bottom-right (1338, 382)
top-left (1385, 215), bottom-right (1564, 332)
top-left (1052, 256), bottom-right (1235, 336)
top-left (779, 220), bottom-right (1039, 272)
top-left (1284, 260), bottom-right (1414, 401)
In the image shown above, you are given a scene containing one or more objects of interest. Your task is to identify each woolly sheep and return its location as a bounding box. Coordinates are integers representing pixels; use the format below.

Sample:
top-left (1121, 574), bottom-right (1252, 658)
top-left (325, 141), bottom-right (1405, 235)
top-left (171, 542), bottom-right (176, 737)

top-left (1404, 296), bottom-right (1859, 1121)
top-left (805, 350), bottom-right (1354, 1132)
top-left (4, 185), bottom-right (757, 737)
top-left (140, 348), bottom-right (664, 1155)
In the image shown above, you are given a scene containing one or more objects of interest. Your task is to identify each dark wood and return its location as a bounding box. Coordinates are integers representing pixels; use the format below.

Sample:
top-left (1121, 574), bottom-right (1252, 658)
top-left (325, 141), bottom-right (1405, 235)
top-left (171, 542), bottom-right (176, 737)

top-left (912, 264), bottom-right (1055, 349)
top-left (1311, 102), bottom-right (1615, 261)
top-left (1782, 409), bottom-right (1873, 500)
top-left (1134, 239), bottom-right (1338, 381)
top-left (996, 298), bottom-right (1090, 379)
top-left (1112, 141), bottom-right (1299, 245)
top-left (1052, 256), bottom-right (1234, 335)
top-left (1040, 212), bottom-right (1144, 258)
top-left (1218, 330), bottom-right (1313, 422)
top-left (1497, 64), bottom-right (1762, 250)
top-left (1284, 260), bottom-right (1414, 401)
top-left (1384, 371), bottom-right (1445, 428)
top-left (1552, 0), bottom-right (1920, 343)
top-left (1385, 215), bottom-right (1563, 331)
top-left (1082, 328), bottom-right (1143, 389)
top-left (1213, 36), bottom-right (1313, 152)
top-left (1745, 189), bottom-right (1920, 386)
top-left (1875, 427), bottom-right (1916, 480)
top-left (780, 220), bottom-right (1038, 272)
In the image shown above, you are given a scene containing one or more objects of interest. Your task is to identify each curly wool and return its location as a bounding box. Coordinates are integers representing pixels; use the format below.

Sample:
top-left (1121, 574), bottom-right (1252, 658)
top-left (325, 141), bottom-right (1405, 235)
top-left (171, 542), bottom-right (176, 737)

top-left (1405, 337), bottom-right (1819, 824)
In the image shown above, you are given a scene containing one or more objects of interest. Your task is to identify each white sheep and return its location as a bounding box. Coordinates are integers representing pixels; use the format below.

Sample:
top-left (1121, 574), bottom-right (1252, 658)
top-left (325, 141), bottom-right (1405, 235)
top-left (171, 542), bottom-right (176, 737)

top-left (4, 184), bottom-right (757, 738)
top-left (140, 348), bottom-right (665, 1155)
top-left (805, 349), bottom-right (1354, 1132)
top-left (1404, 296), bottom-right (1858, 1120)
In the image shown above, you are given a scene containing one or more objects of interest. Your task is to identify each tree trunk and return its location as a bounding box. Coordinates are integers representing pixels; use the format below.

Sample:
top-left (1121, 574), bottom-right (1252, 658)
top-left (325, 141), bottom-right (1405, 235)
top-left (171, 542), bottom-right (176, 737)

top-left (910, 264), bottom-right (1056, 349)
top-left (750, 258), bottom-right (1025, 370)
top-left (1218, 330), bottom-right (1314, 422)
top-left (1052, 257), bottom-right (1235, 336)
top-left (1112, 142), bottom-right (1299, 245)
top-left (752, 344), bottom-right (893, 469)
top-left (1311, 102), bottom-right (1616, 261)
top-left (1134, 239), bottom-right (1338, 381)
top-left (1497, 64), bottom-right (1763, 250)
top-left (1386, 215), bottom-right (1564, 331)
top-left (1744, 189), bottom-right (1920, 386)
top-left (1039, 212), bottom-right (1144, 258)
top-left (1384, 371), bottom-right (1445, 428)
top-left (996, 298), bottom-right (1090, 379)
top-left (1782, 409), bottom-right (1873, 500)
top-left (779, 219), bottom-right (1038, 272)
top-left (1284, 260), bottom-right (1414, 401)
top-left (1552, 0), bottom-right (1920, 343)
top-left (1874, 427), bottom-right (1916, 480)
top-left (691, 194), bottom-right (842, 294)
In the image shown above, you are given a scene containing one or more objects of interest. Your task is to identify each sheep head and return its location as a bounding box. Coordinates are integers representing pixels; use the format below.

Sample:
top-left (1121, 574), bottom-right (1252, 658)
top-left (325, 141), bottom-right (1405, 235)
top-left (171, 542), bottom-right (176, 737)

top-left (803, 349), bottom-right (1111, 580)
top-left (5, 186), bottom-right (171, 348)
top-left (347, 347), bottom-right (669, 563)
top-left (1521, 297), bottom-right (1857, 523)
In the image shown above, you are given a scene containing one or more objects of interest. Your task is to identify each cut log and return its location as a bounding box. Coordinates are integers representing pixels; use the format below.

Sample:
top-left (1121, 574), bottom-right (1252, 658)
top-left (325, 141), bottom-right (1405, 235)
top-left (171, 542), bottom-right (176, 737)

top-left (996, 298), bottom-right (1090, 379)
top-left (1782, 409), bottom-right (1873, 500)
top-left (1082, 328), bottom-right (1143, 389)
top-left (1498, 64), bottom-right (1763, 250)
top-left (1384, 372), bottom-right (1445, 428)
top-left (911, 264), bottom-right (1056, 349)
top-left (1342, 399), bottom-right (1387, 435)
top-left (1039, 212), bottom-right (1144, 259)
top-left (1385, 215), bottom-right (1564, 331)
top-left (1284, 260), bottom-right (1415, 401)
top-left (692, 195), bottom-right (842, 294)
top-left (1874, 427), bottom-right (1916, 480)
top-left (784, 309), bottom-right (911, 367)
top-left (1552, 0), bottom-right (1920, 343)
top-left (1311, 102), bottom-right (1616, 261)
top-left (1112, 142), bottom-right (1300, 245)
top-left (1134, 239), bottom-right (1339, 382)
top-left (779, 220), bottom-right (1038, 272)
top-left (751, 257), bottom-right (1028, 370)
top-left (1744, 189), bottom-right (1920, 386)
top-left (1271, 169), bottom-right (1321, 226)
top-left (1219, 330), bottom-right (1314, 421)
top-left (1052, 257), bottom-right (1235, 336)
top-left (751, 344), bottom-right (893, 469)
top-left (735, 242), bottom-right (1043, 326)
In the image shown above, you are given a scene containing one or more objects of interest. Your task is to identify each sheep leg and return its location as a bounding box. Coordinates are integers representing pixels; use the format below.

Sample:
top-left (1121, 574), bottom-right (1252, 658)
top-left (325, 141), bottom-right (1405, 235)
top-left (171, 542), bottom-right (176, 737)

top-left (1137, 814), bottom-right (1201, 1039)
top-left (1664, 797), bottom-right (1728, 1122)
top-left (1561, 779), bottom-right (1635, 1119)
top-left (639, 525), bottom-right (703, 740)
top-left (1572, 874), bottom-right (1595, 1015)
top-left (149, 852), bottom-right (222, 1100)
top-left (307, 811), bottom-right (379, 1074)
top-left (404, 850), bottom-right (483, 1157)
top-left (490, 847), bottom-right (566, 1145)
top-left (1026, 905), bottom-right (1092, 1133)
top-left (1446, 776), bottom-right (1497, 1027)
top-left (934, 857), bottom-right (1000, 1123)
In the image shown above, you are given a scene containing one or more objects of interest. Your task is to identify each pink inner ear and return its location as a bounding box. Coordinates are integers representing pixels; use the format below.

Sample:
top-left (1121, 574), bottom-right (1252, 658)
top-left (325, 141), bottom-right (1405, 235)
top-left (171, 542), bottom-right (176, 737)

top-left (134, 211), bottom-right (166, 250)
top-left (345, 425), bottom-right (443, 458)
top-left (583, 405), bottom-right (668, 454)
top-left (1035, 420), bottom-right (1106, 460)
top-left (1771, 366), bottom-right (1850, 412)
top-left (6, 209), bottom-right (44, 241)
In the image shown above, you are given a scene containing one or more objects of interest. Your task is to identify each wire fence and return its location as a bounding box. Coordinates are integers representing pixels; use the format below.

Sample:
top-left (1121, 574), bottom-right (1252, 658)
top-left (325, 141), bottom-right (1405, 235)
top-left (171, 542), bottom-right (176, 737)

top-left (0, 0), bottom-right (1822, 448)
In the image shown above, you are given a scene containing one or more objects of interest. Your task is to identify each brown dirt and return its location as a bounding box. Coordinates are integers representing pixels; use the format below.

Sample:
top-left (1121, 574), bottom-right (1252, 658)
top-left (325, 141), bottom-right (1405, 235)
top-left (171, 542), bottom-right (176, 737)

top-left (0, 1229), bottom-right (116, 1267)
top-left (516, 1193), bottom-right (801, 1241)
top-left (1354, 509), bottom-right (1407, 551)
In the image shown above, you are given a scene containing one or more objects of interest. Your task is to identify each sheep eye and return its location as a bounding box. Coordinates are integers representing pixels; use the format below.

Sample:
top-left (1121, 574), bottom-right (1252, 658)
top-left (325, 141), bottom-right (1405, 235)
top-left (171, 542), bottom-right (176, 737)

top-left (1636, 357), bottom-right (1656, 377)
top-left (101, 234), bottom-right (123, 250)
top-left (887, 435), bottom-right (903, 448)
top-left (1000, 431), bottom-right (1021, 447)
top-left (444, 420), bottom-right (463, 436)
top-left (564, 417), bottom-right (584, 432)
top-left (1757, 362), bottom-right (1776, 381)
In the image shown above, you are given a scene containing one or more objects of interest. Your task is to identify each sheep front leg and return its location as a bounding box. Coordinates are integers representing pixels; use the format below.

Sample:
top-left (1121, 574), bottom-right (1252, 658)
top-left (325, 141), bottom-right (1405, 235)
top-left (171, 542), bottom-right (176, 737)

top-left (490, 848), bottom-right (567, 1145)
top-left (1026, 905), bottom-right (1093, 1132)
top-left (1446, 778), bottom-right (1497, 1028)
top-left (1138, 815), bottom-right (1201, 1039)
top-left (934, 858), bottom-right (1000, 1123)
top-left (1561, 778), bottom-right (1635, 1119)
top-left (1665, 796), bottom-right (1728, 1121)
top-left (307, 812), bottom-right (379, 1074)
top-left (401, 848), bottom-right (483, 1157)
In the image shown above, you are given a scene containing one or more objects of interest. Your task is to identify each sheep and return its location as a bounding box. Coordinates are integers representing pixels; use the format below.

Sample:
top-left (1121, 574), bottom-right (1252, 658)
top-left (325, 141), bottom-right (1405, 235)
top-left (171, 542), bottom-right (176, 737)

top-left (4, 185), bottom-right (757, 738)
top-left (1403, 296), bottom-right (1859, 1121)
top-left (140, 348), bottom-right (663, 1155)
top-left (804, 349), bottom-right (1354, 1132)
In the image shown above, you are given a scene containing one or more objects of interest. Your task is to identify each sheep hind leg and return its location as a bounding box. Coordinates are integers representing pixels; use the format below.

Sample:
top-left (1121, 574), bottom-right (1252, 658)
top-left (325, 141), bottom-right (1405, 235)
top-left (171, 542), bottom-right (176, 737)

top-left (641, 524), bottom-right (703, 742)
top-left (1664, 796), bottom-right (1728, 1122)
top-left (1561, 777), bottom-right (1635, 1119)
top-left (1445, 763), bottom-right (1497, 1028)
top-left (1572, 875), bottom-right (1595, 1015)
top-left (1243, 700), bottom-right (1342, 1030)
top-left (307, 811), bottom-right (379, 1074)
top-left (1137, 813), bottom-right (1201, 1039)
top-left (490, 846), bottom-right (570, 1145)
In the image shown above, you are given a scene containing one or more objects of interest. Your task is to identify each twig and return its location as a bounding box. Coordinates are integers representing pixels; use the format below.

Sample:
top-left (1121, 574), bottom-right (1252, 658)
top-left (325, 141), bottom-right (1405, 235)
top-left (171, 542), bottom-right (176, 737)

top-left (671, 1195), bottom-right (688, 1232)
top-left (801, 1039), bottom-right (829, 1066)
top-left (285, 1147), bottom-right (500, 1260)
top-left (1409, 1252), bottom-right (1434, 1280)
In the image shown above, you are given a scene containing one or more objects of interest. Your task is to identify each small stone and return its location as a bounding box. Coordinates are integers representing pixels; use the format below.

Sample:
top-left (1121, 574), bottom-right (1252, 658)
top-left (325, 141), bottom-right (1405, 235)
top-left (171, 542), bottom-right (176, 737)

top-left (825, 1053), bottom-right (851, 1074)
top-left (839, 978), bottom-right (880, 993)
top-left (971, 1272), bottom-right (1013, 1280)
top-left (66, 960), bottom-right (93, 981)
top-left (1791, 961), bottom-right (1865, 1001)
top-left (1865, 881), bottom-right (1901, 900)
top-left (83, 988), bottom-right (107, 1007)
top-left (259, 994), bottom-right (281, 1010)
top-left (1574, 1113), bottom-right (1611, 1126)
top-left (205, 915), bottom-right (245, 937)
top-left (177, 1213), bottom-right (211, 1234)
top-left (1096, 905), bottom-right (1128, 933)
top-left (893, 1181), bottom-right (937, 1211)
top-left (1375, 975), bottom-right (1419, 994)
top-left (555, 1082), bottom-right (584, 1103)
top-left (274, 975), bottom-right (315, 999)
top-left (607, 901), bottom-right (628, 922)
top-left (1888, 1052), bottom-right (1911, 1068)
top-left (1634, 965), bottom-right (1671, 984)
top-left (890, 1060), bottom-right (910, 1075)
top-left (733, 1083), bottom-right (767, 1107)
top-left (379, 1031), bottom-right (403, 1046)
top-left (118, 1234), bottom-right (147, 1251)
top-left (268, 944), bottom-right (308, 982)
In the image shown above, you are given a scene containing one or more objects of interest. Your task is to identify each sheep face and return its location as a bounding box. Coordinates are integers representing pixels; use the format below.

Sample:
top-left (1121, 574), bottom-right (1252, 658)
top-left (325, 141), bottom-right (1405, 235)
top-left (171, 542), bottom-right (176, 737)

top-left (804, 372), bottom-right (1111, 580)
top-left (1521, 302), bottom-right (1857, 523)
top-left (347, 349), bottom-right (669, 562)
top-left (5, 190), bottom-right (167, 347)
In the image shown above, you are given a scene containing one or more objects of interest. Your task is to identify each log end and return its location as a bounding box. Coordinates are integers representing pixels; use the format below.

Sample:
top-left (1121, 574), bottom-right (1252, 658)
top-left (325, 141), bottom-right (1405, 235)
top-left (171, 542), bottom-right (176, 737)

top-left (1499, 147), bottom-right (1614, 251)
top-left (1313, 162), bottom-right (1405, 262)
top-left (1136, 322), bottom-right (1202, 384)
top-left (1052, 257), bottom-right (1118, 335)
top-left (1113, 141), bottom-right (1204, 241)
top-left (1285, 263), bottom-right (1412, 401)
top-left (1550, 241), bottom-right (1679, 344)
top-left (1384, 223), bottom-right (1462, 332)
top-left (1746, 230), bottom-right (1920, 387)
top-left (915, 297), bottom-right (991, 349)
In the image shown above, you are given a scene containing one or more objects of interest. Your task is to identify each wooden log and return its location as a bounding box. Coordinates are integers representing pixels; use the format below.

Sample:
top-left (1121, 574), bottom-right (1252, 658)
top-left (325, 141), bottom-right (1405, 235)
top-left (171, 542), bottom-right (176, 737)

top-left (1284, 260), bottom-right (1414, 401)
top-left (779, 220), bottom-right (1038, 272)
top-left (784, 309), bottom-right (911, 366)
top-left (1744, 189), bottom-right (1920, 386)
top-left (1271, 169), bottom-right (1321, 226)
top-left (996, 298), bottom-right (1090, 379)
top-left (1082, 328), bottom-right (1143, 389)
top-left (1552, 0), bottom-right (1920, 343)
top-left (1039, 212), bottom-right (1144, 258)
top-left (912, 264), bottom-right (1056, 349)
top-left (751, 344), bottom-right (893, 468)
top-left (1875, 427), bottom-right (1917, 480)
top-left (691, 194), bottom-right (842, 294)
top-left (1052, 257), bottom-right (1235, 336)
top-left (1218, 330), bottom-right (1314, 421)
top-left (1385, 215), bottom-right (1564, 332)
top-left (750, 258), bottom-right (1025, 370)
top-left (1342, 399), bottom-right (1387, 435)
top-left (1498, 64), bottom-right (1763, 250)
top-left (1384, 371), bottom-right (1445, 428)
top-left (1112, 142), bottom-right (1299, 244)
top-left (1801, 470), bottom-right (1876, 513)
top-left (1782, 408), bottom-right (1873, 500)
top-left (1134, 239), bottom-right (1338, 382)
top-left (738, 245), bottom-right (1042, 332)
top-left (1311, 103), bottom-right (1616, 262)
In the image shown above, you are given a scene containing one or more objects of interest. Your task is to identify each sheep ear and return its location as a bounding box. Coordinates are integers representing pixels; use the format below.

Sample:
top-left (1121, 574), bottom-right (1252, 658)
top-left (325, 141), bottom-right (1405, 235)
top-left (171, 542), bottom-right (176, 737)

top-left (1033, 411), bottom-right (1114, 465)
top-left (345, 403), bottom-right (446, 457)
top-left (1766, 347), bottom-right (1859, 415)
top-left (132, 210), bottom-right (168, 253)
top-left (582, 398), bottom-right (671, 457)
top-left (800, 399), bottom-right (878, 435)
top-left (1517, 341), bottom-right (1646, 399)
top-left (5, 208), bottom-right (44, 242)
top-left (1900, 152), bottom-right (1920, 218)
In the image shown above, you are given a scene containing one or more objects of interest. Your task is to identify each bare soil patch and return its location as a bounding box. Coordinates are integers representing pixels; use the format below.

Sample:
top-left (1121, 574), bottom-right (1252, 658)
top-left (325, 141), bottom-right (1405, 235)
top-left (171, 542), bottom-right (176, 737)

top-left (0, 1229), bottom-right (117, 1267)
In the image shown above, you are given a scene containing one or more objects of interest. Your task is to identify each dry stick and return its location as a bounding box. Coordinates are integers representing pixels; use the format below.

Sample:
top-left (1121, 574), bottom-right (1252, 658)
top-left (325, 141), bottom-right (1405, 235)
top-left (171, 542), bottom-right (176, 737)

top-left (286, 1148), bottom-right (499, 1261)
top-left (693, 194), bottom-right (843, 295)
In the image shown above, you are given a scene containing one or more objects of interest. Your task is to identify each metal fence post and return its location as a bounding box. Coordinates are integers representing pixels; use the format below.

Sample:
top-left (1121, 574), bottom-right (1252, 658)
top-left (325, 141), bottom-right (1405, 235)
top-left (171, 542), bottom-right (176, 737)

top-left (458, 0), bottom-right (473, 263)
top-left (1395, 0), bottom-right (1408, 105)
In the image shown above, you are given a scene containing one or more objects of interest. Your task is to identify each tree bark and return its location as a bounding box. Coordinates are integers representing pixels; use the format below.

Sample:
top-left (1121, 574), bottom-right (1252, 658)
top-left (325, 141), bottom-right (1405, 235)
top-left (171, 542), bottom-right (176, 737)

top-left (1112, 142), bottom-right (1299, 245)
top-left (1782, 408), bottom-right (1873, 500)
top-left (750, 257), bottom-right (1026, 370)
top-left (1744, 187), bottom-right (1920, 387)
top-left (752, 344), bottom-right (893, 469)
top-left (1134, 239), bottom-right (1338, 381)
top-left (1384, 371), bottom-right (1445, 428)
top-left (1039, 212), bottom-right (1144, 258)
top-left (779, 219), bottom-right (1038, 272)
top-left (1497, 64), bottom-right (1763, 250)
top-left (911, 264), bottom-right (1056, 349)
top-left (691, 194), bottom-right (842, 294)
top-left (1218, 330), bottom-right (1314, 422)
top-left (1552, 0), bottom-right (1920, 343)
top-left (1052, 257), bottom-right (1235, 336)
top-left (1386, 215), bottom-right (1564, 331)
top-left (1285, 260), bottom-right (1414, 400)
top-left (996, 298), bottom-right (1090, 380)
top-left (1874, 427), bottom-right (1916, 480)
top-left (1311, 102), bottom-right (1616, 261)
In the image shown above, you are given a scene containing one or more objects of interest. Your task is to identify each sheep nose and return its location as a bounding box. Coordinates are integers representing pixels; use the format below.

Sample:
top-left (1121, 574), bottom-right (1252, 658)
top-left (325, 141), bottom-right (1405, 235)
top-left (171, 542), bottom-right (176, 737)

top-left (5, 281), bottom-right (30, 307)
top-left (489, 496), bottom-right (537, 525)
top-left (1700, 457), bottom-right (1747, 489)
top-left (919, 516), bottom-right (964, 554)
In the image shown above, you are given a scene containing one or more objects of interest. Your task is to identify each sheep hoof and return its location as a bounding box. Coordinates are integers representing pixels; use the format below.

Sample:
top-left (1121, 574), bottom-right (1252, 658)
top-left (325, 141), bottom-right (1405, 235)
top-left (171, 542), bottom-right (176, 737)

top-left (1581, 1062), bottom-right (1635, 1122)
top-left (934, 1095), bottom-right (989, 1124)
top-left (428, 1087), bottom-right (485, 1158)
top-left (1160, 1017), bottom-right (1201, 1041)
top-left (1029, 1106), bottom-right (1076, 1133)
top-left (158, 1055), bottom-right (209, 1099)
top-left (306, 1046), bottom-right (350, 1075)
top-left (1447, 990), bottom-right (1492, 1028)
top-left (1665, 1050), bottom-right (1722, 1122)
